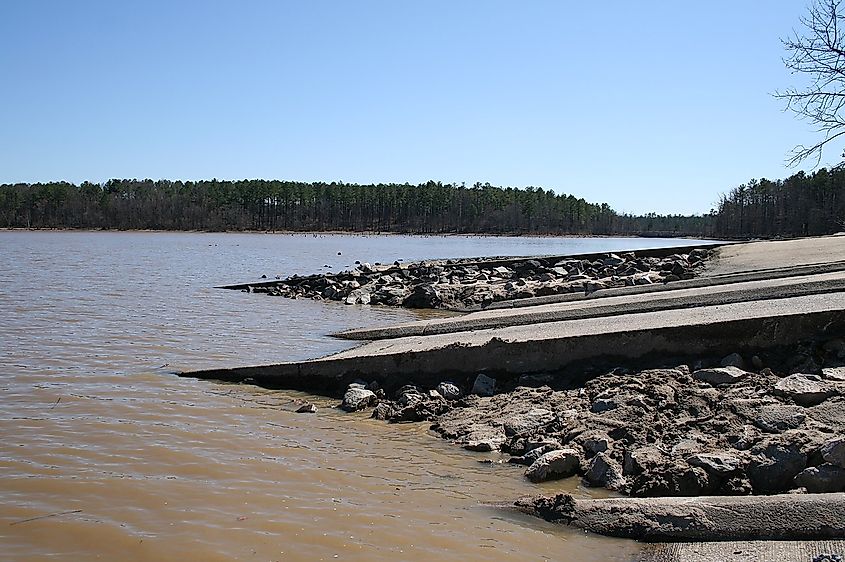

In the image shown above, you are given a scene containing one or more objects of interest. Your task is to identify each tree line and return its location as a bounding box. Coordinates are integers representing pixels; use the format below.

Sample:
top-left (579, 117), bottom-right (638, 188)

top-left (0, 172), bottom-right (842, 238)
top-left (0, 178), bottom-right (709, 236)
top-left (712, 168), bottom-right (845, 238)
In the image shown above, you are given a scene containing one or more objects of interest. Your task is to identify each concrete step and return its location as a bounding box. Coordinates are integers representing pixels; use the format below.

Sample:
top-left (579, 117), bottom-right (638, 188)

top-left (513, 492), bottom-right (845, 541)
top-left (335, 270), bottom-right (845, 340)
top-left (181, 292), bottom-right (845, 394)
top-left (476, 259), bottom-right (845, 312)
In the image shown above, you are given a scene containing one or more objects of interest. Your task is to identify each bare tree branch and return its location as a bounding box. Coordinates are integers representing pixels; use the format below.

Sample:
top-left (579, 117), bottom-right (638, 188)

top-left (777, 0), bottom-right (845, 165)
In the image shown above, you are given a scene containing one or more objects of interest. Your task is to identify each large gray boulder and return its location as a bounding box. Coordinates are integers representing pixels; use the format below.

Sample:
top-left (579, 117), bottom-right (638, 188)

top-left (435, 381), bottom-right (462, 401)
top-left (720, 353), bottom-right (746, 369)
top-left (747, 442), bottom-right (807, 493)
top-left (395, 384), bottom-right (424, 406)
top-left (344, 288), bottom-right (371, 305)
top-left (580, 433), bottom-right (610, 456)
top-left (373, 285), bottom-right (408, 306)
top-left (686, 452), bottom-right (744, 475)
top-left (341, 387), bottom-right (377, 412)
top-left (692, 366), bottom-right (750, 385)
top-left (773, 373), bottom-right (836, 406)
top-left (525, 448), bottom-right (581, 483)
top-left (794, 464), bottom-right (845, 493)
top-left (821, 437), bottom-right (845, 468)
top-left (471, 373), bottom-right (496, 396)
top-left (371, 401), bottom-right (396, 420)
top-left (502, 408), bottom-right (554, 437)
top-left (402, 283), bottom-right (441, 308)
top-left (584, 452), bottom-right (626, 491)
top-left (822, 366), bottom-right (845, 381)
top-left (753, 403), bottom-right (806, 433)
top-left (602, 254), bottom-right (625, 267)
top-left (623, 446), bottom-right (666, 476)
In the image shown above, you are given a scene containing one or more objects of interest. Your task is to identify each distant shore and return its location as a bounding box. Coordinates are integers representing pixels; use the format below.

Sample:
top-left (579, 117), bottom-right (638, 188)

top-left (0, 226), bottom-right (728, 241)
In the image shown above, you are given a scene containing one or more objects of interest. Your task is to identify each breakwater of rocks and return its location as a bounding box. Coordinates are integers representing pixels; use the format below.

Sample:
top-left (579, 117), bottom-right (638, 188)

top-left (327, 337), bottom-right (845, 498)
top-left (237, 247), bottom-right (714, 310)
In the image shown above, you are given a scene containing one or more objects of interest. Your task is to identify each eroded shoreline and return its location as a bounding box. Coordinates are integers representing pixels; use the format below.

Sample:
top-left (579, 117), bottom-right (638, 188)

top-left (334, 337), bottom-right (845, 497)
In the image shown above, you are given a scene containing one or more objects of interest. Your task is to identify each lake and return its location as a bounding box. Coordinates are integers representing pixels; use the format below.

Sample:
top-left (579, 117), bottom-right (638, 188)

top-left (0, 231), bottom-right (720, 561)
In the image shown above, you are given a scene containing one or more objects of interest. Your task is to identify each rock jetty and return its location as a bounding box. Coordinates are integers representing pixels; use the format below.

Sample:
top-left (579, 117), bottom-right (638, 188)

top-left (338, 337), bottom-right (845, 497)
top-left (238, 248), bottom-right (713, 310)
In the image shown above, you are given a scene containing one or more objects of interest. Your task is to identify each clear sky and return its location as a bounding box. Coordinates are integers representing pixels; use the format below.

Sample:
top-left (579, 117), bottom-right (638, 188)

top-left (0, 1), bottom-right (831, 214)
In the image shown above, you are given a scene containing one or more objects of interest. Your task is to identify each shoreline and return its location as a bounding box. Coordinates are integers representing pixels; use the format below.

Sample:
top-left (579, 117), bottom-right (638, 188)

top-left (353, 335), bottom-right (845, 498)
top-left (180, 235), bottom-right (845, 552)
top-left (0, 226), bottom-right (730, 241)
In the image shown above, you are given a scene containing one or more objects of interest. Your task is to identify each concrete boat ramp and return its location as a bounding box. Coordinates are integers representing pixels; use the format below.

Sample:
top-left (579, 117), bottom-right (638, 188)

top-left (183, 236), bottom-right (845, 395)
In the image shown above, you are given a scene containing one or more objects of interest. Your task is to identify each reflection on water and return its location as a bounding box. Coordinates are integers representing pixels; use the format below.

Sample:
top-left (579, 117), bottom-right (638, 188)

top-left (0, 231), bottom-right (715, 561)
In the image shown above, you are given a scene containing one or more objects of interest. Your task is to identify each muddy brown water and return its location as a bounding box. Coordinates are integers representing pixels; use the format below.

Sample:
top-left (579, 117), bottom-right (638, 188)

top-left (0, 231), bottom-right (719, 561)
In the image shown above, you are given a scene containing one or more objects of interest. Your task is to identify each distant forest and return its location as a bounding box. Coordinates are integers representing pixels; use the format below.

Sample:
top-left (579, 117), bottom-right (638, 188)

top-left (0, 170), bottom-right (842, 239)
top-left (713, 168), bottom-right (845, 238)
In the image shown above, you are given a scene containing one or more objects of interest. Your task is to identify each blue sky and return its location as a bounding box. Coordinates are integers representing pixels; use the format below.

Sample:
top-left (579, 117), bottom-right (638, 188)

top-left (0, 1), bottom-right (829, 214)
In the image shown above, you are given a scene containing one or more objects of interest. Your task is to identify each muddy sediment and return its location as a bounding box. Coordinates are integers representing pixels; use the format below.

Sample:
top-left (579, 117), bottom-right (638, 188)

top-left (334, 337), bottom-right (845, 499)
top-left (236, 248), bottom-right (714, 310)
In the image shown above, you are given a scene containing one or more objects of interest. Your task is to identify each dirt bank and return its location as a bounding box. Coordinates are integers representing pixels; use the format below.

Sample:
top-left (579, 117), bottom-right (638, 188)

top-left (333, 336), bottom-right (845, 498)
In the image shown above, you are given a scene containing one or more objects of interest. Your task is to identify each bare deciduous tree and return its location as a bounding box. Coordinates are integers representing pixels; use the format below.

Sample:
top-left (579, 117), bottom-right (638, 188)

top-left (777, 0), bottom-right (845, 167)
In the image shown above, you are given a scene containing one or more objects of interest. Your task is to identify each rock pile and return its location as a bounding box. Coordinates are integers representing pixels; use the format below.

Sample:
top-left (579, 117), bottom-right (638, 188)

top-left (242, 248), bottom-right (713, 310)
top-left (338, 337), bottom-right (845, 497)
